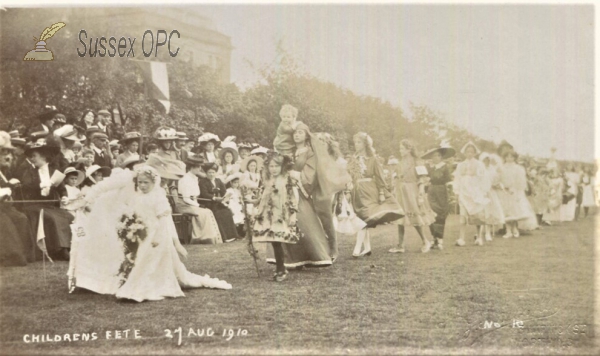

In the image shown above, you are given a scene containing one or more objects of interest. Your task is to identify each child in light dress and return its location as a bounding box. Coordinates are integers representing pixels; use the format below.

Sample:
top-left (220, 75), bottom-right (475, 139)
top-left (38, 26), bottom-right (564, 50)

top-left (224, 173), bottom-right (246, 238)
top-left (273, 104), bottom-right (301, 157)
top-left (333, 189), bottom-right (367, 236)
top-left (60, 167), bottom-right (86, 218)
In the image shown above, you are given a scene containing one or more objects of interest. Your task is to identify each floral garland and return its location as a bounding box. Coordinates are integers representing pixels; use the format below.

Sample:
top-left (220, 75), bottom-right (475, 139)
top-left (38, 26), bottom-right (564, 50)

top-left (115, 212), bottom-right (148, 286)
top-left (253, 175), bottom-right (300, 243)
top-left (347, 155), bottom-right (366, 183)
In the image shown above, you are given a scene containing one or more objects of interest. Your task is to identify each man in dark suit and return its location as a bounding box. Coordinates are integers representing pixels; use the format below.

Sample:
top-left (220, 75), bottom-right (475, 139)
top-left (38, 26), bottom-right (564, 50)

top-left (89, 132), bottom-right (112, 168)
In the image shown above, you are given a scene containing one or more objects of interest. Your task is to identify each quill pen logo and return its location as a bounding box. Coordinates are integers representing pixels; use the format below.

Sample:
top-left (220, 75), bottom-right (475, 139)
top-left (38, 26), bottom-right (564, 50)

top-left (23, 22), bottom-right (66, 61)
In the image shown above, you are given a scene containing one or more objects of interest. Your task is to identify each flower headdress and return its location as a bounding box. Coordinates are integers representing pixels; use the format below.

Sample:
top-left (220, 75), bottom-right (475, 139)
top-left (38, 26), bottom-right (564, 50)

top-left (134, 165), bottom-right (160, 185)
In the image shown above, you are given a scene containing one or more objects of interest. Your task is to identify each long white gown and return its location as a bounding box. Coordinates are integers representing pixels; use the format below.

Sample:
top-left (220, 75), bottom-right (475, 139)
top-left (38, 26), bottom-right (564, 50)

top-left (69, 168), bottom-right (232, 302)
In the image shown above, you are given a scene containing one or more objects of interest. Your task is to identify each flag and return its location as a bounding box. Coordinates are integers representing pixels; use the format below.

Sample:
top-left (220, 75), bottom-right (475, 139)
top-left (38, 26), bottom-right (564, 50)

top-left (36, 209), bottom-right (53, 263)
top-left (133, 60), bottom-right (170, 114)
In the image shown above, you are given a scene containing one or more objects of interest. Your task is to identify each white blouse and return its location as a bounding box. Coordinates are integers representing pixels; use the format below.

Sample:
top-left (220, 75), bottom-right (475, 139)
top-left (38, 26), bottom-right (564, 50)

top-left (178, 172), bottom-right (200, 207)
top-left (206, 152), bottom-right (216, 163)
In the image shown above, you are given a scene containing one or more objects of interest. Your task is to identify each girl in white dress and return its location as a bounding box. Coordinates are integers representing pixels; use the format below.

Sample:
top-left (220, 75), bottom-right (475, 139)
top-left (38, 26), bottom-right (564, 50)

top-left (69, 166), bottom-right (231, 302)
top-left (480, 153), bottom-right (505, 242)
top-left (497, 151), bottom-right (537, 238)
top-left (224, 173), bottom-right (246, 237)
top-left (333, 189), bottom-right (367, 236)
top-left (240, 155), bottom-right (263, 216)
top-left (453, 142), bottom-right (489, 246)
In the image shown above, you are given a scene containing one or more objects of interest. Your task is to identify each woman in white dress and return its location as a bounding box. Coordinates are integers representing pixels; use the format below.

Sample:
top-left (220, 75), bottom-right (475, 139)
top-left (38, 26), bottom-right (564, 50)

top-left (453, 142), bottom-right (489, 246)
top-left (497, 151), bottom-right (537, 237)
top-left (69, 166), bottom-right (231, 302)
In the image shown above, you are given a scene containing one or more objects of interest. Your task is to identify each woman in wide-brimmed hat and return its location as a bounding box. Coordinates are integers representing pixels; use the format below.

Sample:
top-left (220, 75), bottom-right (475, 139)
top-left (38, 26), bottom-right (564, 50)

top-left (82, 164), bottom-right (112, 189)
top-left (199, 162), bottom-right (239, 242)
top-left (153, 127), bottom-right (179, 161)
top-left (420, 143), bottom-right (456, 249)
top-left (19, 135), bottom-right (74, 261)
top-left (196, 133), bottom-right (221, 163)
top-left (217, 141), bottom-right (240, 181)
top-left (0, 131), bottom-right (35, 266)
top-left (53, 124), bottom-right (81, 170)
top-left (175, 154), bottom-right (223, 244)
top-left (176, 131), bottom-right (191, 162)
top-left (116, 132), bottom-right (141, 168)
top-left (237, 142), bottom-right (255, 160)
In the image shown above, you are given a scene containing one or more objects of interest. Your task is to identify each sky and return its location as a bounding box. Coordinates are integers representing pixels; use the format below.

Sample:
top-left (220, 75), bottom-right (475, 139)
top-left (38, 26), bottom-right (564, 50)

top-left (198, 5), bottom-right (594, 162)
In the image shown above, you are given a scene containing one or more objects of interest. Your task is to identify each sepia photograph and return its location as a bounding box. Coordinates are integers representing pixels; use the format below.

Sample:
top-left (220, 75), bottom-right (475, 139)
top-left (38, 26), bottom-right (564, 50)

top-left (0, 1), bottom-right (597, 354)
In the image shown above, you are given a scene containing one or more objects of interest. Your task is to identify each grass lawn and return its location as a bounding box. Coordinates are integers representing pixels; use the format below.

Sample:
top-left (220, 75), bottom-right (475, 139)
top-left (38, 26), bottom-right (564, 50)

top-left (0, 213), bottom-right (597, 355)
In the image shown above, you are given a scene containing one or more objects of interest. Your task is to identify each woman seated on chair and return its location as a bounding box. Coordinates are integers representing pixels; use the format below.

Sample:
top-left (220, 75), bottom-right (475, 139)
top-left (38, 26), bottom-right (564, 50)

top-left (176, 155), bottom-right (223, 244)
top-left (199, 162), bottom-right (239, 242)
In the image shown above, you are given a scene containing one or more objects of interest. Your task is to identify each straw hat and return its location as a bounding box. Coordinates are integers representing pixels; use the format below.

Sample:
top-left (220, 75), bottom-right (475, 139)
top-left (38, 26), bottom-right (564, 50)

top-left (97, 109), bottom-right (111, 117)
top-left (120, 132), bottom-right (142, 145)
top-left (120, 154), bottom-right (142, 169)
top-left (219, 142), bottom-right (239, 164)
top-left (185, 154), bottom-right (205, 167)
top-left (25, 136), bottom-right (61, 156)
top-left (86, 165), bottom-right (111, 178)
top-left (63, 167), bottom-right (85, 186)
top-left (421, 144), bottom-right (457, 160)
top-left (176, 132), bottom-right (189, 141)
top-left (145, 153), bottom-right (185, 180)
top-left (239, 155), bottom-right (264, 173)
top-left (153, 127), bottom-right (178, 141)
top-left (0, 131), bottom-right (15, 151)
top-left (54, 125), bottom-right (80, 141)
top-left (224, 172), bottom-right (243, 185)
top-left (250, 146), bottom-right (269, 156)
top-left (197, 133), bottom-right (221, 147)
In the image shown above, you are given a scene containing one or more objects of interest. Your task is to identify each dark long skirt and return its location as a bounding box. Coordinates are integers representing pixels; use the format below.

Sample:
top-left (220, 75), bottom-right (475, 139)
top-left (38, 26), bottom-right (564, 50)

top-left (210, 206), bottom-right (238, 241)
top-left (0, 204), bottom-right (34, 266)
top-left (21, 205), bottom-right (73, 260)
top-left (428, 184), bottom-right (449, 239)
top-left (265, 193), bottom-right (333, 268)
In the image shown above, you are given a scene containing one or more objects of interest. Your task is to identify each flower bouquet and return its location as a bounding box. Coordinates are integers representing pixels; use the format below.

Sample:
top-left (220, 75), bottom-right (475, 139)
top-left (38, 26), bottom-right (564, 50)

top-left (116, 212), bottom-right (147, 286)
